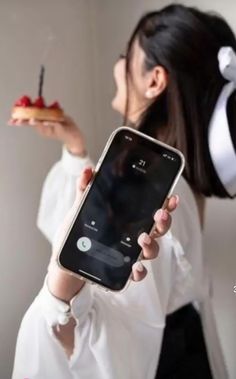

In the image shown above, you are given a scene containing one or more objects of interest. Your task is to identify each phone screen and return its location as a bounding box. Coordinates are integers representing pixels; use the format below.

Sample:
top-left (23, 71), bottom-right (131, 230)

top-left (59, 128), bottom-right (183, 290)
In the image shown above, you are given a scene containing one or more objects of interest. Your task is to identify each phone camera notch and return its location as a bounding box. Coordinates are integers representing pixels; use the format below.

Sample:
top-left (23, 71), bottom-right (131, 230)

top-left (163, 153), bottom-right (176, 161)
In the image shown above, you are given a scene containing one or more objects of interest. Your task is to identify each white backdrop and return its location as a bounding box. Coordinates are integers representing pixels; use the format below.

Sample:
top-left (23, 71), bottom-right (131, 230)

top-left (0, 1), bottom-right (235, 378)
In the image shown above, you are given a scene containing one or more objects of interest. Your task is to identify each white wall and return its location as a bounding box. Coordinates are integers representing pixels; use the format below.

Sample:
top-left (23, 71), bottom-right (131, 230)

top-left (0, 1), bottom-right (236, 378)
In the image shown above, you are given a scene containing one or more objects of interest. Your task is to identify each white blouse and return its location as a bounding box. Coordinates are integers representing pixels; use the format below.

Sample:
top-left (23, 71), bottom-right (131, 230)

top-left (12, 147), bottom-right (228, 379)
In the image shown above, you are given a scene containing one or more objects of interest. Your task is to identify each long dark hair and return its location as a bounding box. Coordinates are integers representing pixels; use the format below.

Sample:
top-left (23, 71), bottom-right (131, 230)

top-left (124, 4), bottom-right (236, 198)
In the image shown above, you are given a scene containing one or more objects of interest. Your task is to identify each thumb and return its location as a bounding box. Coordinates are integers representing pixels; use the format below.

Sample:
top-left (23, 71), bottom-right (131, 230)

top-left (75, 167), bottom-right (93, 203)
top-left (76, 167), bottom-right (94, 200)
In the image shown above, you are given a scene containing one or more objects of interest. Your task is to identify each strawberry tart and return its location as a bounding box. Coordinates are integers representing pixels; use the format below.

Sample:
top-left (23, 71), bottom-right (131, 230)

top-left (11, 95), bottom-right (64, 122)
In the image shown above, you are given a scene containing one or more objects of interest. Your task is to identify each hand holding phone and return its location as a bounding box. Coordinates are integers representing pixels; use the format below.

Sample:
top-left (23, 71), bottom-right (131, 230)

top-left (57, 127), bottom-right (185, 291)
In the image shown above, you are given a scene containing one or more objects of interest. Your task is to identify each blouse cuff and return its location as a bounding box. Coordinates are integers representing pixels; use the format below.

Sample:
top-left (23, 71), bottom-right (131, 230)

top-left (37, 276), bottom-right (93, 328)
top-left (62, 146), bottom-right (93, 176)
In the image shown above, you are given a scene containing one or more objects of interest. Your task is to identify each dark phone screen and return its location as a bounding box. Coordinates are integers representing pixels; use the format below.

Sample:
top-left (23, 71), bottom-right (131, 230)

top-left (59, 129), bottom-right (183, 290)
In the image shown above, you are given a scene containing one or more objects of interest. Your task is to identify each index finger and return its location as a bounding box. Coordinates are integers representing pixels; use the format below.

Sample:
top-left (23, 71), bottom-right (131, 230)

top-left (8, 118), bottom-right (29, 126)
top-left (28, 118), bottom-right (46, 127)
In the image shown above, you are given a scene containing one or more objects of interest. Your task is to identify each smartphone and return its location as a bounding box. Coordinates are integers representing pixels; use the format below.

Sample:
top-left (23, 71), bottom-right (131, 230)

top-left (57, 127), bottom-right (185, 291)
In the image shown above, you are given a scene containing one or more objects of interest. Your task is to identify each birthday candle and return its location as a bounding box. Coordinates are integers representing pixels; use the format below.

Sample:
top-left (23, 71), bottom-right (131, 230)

top-left (38, 65), bottom-right (45, 98)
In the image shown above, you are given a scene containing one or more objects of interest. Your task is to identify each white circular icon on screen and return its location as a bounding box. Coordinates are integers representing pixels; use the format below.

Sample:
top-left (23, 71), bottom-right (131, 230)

top-left (77, 237), bottom-right (92, 252)
top-left (124, 256), bottom-right (131, 263)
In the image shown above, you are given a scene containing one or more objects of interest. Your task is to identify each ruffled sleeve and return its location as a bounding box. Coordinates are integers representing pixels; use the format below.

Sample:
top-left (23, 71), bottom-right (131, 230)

top-left (37, 147), bottom-right (94, 244)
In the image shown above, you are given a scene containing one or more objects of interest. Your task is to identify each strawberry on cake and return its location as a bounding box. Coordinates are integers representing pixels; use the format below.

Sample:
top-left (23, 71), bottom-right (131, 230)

top-left (11, 95), bottom-right (64, 122)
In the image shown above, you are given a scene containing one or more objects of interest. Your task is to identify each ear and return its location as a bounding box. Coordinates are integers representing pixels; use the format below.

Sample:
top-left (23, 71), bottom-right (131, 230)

top-left (145, 66), bottom-right (168, 99)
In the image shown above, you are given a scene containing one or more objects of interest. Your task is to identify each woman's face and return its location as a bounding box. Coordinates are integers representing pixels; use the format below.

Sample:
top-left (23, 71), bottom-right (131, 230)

top-left (111, 39), bottom-right (168, 124)
top-left (111, 40), bottom-right (151, 124)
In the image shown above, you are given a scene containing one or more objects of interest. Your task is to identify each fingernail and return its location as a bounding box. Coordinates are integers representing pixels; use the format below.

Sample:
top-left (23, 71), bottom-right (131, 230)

top-left (175, 195), bottom-right (180, 206)
top-left (142, 233), bottom-right (151, 245)
top-left (161, 209), bottom-right (168, 221)
top-left (135, 262), bottom-right (144, 272)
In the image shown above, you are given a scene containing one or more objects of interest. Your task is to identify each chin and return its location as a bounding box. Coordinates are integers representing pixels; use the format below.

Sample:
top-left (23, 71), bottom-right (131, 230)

top-left (111, 96), bottom-right (125, 116)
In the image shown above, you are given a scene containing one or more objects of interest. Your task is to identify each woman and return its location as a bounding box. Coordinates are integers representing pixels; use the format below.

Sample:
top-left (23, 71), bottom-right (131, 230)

top-left (12, 4), bottom-right (236, 379)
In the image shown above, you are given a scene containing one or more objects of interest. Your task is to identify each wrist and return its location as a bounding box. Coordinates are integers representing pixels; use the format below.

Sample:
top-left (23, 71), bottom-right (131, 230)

top-left (65, 128), bottom-right (87, 157)
top-left (65, 141), bottom-right (87, 157)
top-left (47, 265), bottom-right (85, 303)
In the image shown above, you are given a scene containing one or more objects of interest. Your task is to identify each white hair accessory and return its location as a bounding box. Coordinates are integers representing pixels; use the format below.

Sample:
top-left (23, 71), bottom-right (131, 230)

top-left (218, 46), bottom-right (236, 83)
top-left (208, 46), bottom-right (236, 196)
